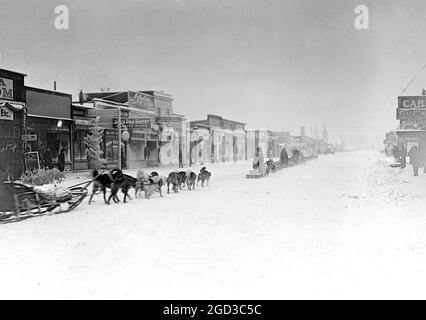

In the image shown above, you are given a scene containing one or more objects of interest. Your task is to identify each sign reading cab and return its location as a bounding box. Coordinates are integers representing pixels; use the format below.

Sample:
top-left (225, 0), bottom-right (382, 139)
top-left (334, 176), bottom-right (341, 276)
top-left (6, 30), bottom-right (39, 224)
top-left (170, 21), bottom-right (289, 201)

top-left (398, 96), bottom-right (426, 109)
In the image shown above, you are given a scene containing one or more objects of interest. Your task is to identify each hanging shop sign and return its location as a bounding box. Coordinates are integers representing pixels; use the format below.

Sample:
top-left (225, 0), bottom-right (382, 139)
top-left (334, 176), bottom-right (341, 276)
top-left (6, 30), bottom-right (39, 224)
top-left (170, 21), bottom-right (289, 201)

top-left (21, 134), bottom-right (38, 142)
top-left (157, 117), bottom-right (184, 132)
top-left (128, 91), bottom-right (154, 111)
top-left (0, 77), bottom-right (14, 100)
top-left (398, 96), bottom-right (426, 109)
top-left (156, 116), bottom-right (182, 123)
top-left (0, 106), bottom-right (14, 121)
top-left (396, 108), bottom-right (426, 120)
top-left (113, 118), bottom-right (151, 129)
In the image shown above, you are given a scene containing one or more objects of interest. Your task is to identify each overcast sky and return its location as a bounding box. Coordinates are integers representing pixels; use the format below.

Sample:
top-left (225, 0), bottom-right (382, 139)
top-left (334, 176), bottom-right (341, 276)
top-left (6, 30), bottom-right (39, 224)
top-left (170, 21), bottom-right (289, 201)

top-left (1, 0), bottom-right (426, 146)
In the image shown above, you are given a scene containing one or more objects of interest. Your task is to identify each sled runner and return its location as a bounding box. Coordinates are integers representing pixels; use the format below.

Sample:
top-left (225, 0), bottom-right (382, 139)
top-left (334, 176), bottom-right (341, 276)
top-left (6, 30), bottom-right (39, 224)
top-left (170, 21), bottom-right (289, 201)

top-left (0, 180), bottom-right (91, 224)
top-left (246, 167), bottom-right (269, 179)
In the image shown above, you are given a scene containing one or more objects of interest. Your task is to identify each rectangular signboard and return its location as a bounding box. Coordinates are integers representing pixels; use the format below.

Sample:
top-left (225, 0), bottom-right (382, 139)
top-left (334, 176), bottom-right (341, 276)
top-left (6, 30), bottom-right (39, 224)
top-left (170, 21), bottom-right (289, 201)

top-left (398, 96), bottom-right (426, 109)
top-left (21, 134), bottom-right (38, 141)
top-left (156, 116), bottom-right (182, 123)
top-left (128, 91), bottom-right (154, 111)
top-left (0, 77), bottom-right (14, 100)
top-left (396, 108), bottom-right (426, 120)
top-left (0, 106), bottom-right (14, 121)
top-left (113, 118), bottom-right (151, 129)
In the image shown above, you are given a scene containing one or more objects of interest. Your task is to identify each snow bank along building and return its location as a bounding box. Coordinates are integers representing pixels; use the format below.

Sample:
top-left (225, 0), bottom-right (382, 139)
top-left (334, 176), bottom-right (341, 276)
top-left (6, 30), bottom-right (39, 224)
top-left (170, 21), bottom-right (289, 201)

top-left (190, 115), bottom-right (247, 164)
top-left (74, 90), bottom-right (189, 170)
top-left (396, 95), bottom-right (426, 151)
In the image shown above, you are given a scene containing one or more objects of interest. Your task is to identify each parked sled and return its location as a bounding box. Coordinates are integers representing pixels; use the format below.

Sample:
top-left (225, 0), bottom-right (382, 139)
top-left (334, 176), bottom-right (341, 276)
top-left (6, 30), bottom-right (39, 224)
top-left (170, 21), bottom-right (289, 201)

top-left (0, 180), bottom-right (91, 224)
top-left (246, 166), bottom-right (269, 179)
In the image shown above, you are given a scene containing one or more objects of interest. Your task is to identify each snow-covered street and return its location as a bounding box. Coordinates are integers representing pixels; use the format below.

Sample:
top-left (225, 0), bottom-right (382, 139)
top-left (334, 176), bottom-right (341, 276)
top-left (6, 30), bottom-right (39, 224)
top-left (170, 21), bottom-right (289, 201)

top-left (1, 151), bottom-right (426, 299)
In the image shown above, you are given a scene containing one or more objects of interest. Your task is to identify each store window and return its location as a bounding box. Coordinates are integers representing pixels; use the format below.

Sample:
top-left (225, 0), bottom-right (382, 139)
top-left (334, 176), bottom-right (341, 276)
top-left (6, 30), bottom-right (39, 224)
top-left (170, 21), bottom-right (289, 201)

top-left (43, 132), bottom-right (71, 163)
top-left (26, 118), bottom-right (71, 167)
top-left (104, 130), bottom-right (118, 162)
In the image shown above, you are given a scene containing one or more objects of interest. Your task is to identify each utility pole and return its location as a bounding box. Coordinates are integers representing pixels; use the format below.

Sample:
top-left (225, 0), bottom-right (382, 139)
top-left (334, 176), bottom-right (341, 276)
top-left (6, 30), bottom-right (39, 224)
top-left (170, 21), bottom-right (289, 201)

top-left (118, 107), bottom-right (122, 170)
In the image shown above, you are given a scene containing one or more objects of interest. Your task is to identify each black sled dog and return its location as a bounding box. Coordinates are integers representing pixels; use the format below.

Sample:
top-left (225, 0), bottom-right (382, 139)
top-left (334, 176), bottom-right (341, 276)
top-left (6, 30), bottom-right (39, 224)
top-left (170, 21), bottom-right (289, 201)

top-left (107, 170), bottom-right (137, 204)
top-left (88, 169), bottom-right (122, 205)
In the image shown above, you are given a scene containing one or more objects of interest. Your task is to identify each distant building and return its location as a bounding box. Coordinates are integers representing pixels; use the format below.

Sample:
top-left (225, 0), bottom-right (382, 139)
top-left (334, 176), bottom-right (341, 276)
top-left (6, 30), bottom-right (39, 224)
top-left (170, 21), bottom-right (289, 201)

top-left (73, 90), bottom-right (188, 169)
top-left (191, 114), bottom-right (246, 164)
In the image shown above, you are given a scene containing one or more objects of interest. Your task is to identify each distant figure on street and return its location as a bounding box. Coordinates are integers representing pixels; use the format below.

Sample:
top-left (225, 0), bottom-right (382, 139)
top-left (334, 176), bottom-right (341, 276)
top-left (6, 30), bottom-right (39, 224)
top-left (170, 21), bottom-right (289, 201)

top-left (144, 147), bottom-right (150, 160)
top-left (58, 149), bottom-right (66, 172)
top-left (252, 147), bottom-right (265, 172)
top-left (408, 146), bottom-right (422, 176)
top-left (280, 147), bottom-right (289, 167)
top-left (292, 148), bottom-right (301, 164)
top-left (43, 147), bottom-right (53, 169)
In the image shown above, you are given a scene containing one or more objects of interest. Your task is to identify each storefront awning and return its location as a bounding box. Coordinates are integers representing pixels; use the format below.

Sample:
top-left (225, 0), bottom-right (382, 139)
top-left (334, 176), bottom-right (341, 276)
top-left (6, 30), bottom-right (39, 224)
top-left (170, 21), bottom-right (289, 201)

top-left (396, 129), bottom-right (426, 133)
top-left (0, 101), bottom-right (26, 112)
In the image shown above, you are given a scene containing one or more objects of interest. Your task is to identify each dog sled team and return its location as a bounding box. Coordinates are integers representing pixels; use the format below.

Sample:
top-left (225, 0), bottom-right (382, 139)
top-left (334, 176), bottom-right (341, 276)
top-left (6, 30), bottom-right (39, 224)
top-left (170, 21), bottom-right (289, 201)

top-left (89, 167), bottom-right (212, 205)
top-left (247, 146), bottom-right (306, 178)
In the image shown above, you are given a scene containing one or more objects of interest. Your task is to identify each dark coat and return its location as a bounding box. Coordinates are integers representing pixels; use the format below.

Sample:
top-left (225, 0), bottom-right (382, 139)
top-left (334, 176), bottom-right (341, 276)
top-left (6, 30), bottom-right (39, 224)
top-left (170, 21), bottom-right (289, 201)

top-left (280, 148), bottom-right (289, 163)
top-left (408, 148), bottom-right (422, 166)
top-left (58, 151), bottom-right (65, 171)
top-left (43, 150), bottom-right (53, 169)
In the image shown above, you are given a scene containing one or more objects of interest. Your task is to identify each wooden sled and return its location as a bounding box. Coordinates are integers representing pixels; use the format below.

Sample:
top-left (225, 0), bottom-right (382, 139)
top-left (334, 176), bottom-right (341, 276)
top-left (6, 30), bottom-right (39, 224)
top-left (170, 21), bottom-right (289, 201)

top-left (0, 180), bottom-right (91, 224)
top-left (246, 168), bottom-right (269, 179)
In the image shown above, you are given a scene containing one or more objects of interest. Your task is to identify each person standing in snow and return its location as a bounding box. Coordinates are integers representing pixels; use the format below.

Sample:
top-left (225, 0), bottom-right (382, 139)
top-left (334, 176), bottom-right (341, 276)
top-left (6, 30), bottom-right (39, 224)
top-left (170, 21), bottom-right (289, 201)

top-left (280, 146), bottom-right (289, 167)
top-left (252, 149), bottom-right (260, 170)
top-left (252, 147), bottom-right (265, 171)
top-left (408, 146), bottom-right (422, 176)
top-left (253, 147), bottom-right (265, 172)
top-left (58, 149), bottom-right (66, 172)
top-left (43, 147), bottom-right (53, 169)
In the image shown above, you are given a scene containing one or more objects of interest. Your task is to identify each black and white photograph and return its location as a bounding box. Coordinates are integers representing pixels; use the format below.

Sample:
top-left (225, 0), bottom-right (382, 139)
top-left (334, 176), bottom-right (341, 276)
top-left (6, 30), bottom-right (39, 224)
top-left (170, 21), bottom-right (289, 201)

top-left (1, 0), bottom-right (426, 302)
